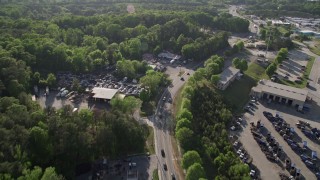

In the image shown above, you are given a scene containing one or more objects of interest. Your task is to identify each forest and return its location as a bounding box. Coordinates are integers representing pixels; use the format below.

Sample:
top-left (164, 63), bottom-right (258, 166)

top-left (0, 1), bottom-right (251, 179)
top-left (175, 56), bottom-right (250, 179)
top-left (235, 0), bottom-right (320, 17)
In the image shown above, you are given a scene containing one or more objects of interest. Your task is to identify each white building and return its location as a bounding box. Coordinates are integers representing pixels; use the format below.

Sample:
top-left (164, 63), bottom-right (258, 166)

top-left (251, 79), bottom-right (308, 109)
top-left (217, 66), bottom-right (240, 90)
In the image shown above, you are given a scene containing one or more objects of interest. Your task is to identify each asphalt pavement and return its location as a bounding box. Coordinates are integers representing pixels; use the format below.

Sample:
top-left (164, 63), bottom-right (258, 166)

top-left (151, 65), bottom-right (196, 180)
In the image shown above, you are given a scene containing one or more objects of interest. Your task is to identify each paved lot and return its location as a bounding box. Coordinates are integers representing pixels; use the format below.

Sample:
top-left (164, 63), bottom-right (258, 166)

top-left (233, 114), bottom-right (285, 180)
top-left (240, 100), bottom-right (320, 180)
top-left (276, 49), bottom-right (310, 82)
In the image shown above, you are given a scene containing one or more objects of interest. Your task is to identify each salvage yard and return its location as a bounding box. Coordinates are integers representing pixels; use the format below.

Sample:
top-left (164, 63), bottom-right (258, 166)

top-left (235, 98), bottom-right (320, 180)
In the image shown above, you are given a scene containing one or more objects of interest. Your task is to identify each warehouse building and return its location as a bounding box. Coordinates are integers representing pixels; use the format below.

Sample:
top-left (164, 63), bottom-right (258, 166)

top-left (251, 79), bottom-right (308, 109)
top-left (217, 66), bottom-right (240, 90)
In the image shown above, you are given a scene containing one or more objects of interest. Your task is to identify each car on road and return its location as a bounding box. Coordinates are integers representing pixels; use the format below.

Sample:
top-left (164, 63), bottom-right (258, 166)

top-left (163, 163), bottom-right (167, 171)
top-left (187, 72), bottom-right (190, 75)
top-left (171, 173), bottom-right (176, 180)
top-left (230, 126), bottom-right (236, 131)
top-left (180, 77), bottom-right (184, 81)
top-left (161, 149), bottom-right (165, 157)
top-left (163, 97), bottom-right (166, 101)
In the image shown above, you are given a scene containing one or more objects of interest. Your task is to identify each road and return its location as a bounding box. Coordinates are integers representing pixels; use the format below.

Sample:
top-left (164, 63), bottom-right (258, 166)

top-left (151, 64), bottom-right (197, 180)
top-left (229, 5), bottom-right (259, 34)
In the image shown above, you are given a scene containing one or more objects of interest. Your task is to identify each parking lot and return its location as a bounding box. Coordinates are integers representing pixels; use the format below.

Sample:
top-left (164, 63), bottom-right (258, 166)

top-left (276, 49), bottom-right (310, 82)
top-left (76, 155), bottom-right (157, 180)
top-left (236, 99), bottom-right (320, 180)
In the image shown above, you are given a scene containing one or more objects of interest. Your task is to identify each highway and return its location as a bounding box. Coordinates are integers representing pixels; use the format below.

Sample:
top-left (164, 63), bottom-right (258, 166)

top-left (152, 6), bottom-right (265, 179)
top-left (151, 65), bottom-right (195, 180)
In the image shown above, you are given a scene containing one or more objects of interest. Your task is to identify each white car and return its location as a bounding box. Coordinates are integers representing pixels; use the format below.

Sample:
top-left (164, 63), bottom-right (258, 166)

top-left (250, 170), bottom-right (256, 177)
top-left (230, 126), bottom-right (236, 131)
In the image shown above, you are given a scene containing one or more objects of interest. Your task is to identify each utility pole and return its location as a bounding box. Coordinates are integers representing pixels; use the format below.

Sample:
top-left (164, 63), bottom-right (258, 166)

top-left (265, 29), bottom-right (272, 60)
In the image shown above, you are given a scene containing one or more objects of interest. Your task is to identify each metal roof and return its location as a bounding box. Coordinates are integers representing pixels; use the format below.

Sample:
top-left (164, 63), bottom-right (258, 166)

top-left (91, 87), bottom-right (118, 100)
top-left (257, 80), bottom-right (308, 102)
top-left (219, 66), bottom-right (240, 85)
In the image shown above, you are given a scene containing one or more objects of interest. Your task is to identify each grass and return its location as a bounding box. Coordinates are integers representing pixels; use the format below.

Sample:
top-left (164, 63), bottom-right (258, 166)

top-left (278, 56), bottom-right (315, 88)
top-left (152, 169), bottom-right (159, 180)
top-left (309, 40), bottom-right (320, 56)
top-left (218, 74), bottom-right (257, 113)
top-left (245, 62), bottom-right (269, 81)
top-left (145, 126), bottom-right (155, 154)
top-left (172, 84), bottom-right (185, 118)
top-left (216, 63), bottom-right (268, 113)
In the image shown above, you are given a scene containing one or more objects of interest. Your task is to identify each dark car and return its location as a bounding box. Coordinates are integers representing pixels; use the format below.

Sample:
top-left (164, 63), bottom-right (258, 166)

top-left (180, 77), bottom-right (184, 81)
top-left (187, 72), bottom-right (190, 75)
top-left (161, 149), bottom-right (165, 157)
top-left (171, 173), bottom-right (176, 180)
top-left (163, 163), bottom-right (167, 171)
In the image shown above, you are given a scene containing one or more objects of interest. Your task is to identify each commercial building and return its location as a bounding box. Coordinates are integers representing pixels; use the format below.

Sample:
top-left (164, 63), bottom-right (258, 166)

top-left (90, 87), bottom-right (118, 101)
top-left (217, 66), bottom-right (240, 90)
top-left (251, 79), bottom-right (308, 109)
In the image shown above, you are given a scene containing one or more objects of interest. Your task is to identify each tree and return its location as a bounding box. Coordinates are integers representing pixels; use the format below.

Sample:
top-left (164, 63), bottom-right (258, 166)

top-left (182, 150), bottom-right (202, 169)
top-left (260, 29), bottom-right (267, 40)
top-left (33, 72), bottom-right (41, 85)
top-left (232, 58), bottom-right (248, 72)
top-left (175, 118), bottom-right (191, 132)
top-left (185, 163), bottom-right (206, 180)
top-left (228, 164), bottom-right (250, 179)
top-left (177, 108), bottom-right (193, 121)
top-left (211, 74), bottom-right (220, 85)
top-left (266, 63), bottom-right (277, 76)
top-left (41, 167), bottom-right (63, 180)
top-left (110, 96), bottom-right (142, 115)
top-left (72, 78), bottom-right (81, 92)
top-left (181, 98), bottom-right (191, 110)
top-left (46, 73), bottom-right (56, 87)
top-left (176, 127), bottom-right (194, 150)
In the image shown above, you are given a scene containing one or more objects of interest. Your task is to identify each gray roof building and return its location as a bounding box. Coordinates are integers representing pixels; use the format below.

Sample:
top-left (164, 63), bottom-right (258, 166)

top-left (251, 79), bottom-right (308, 108)
top-left (217, 66), bottom-right (240, 90)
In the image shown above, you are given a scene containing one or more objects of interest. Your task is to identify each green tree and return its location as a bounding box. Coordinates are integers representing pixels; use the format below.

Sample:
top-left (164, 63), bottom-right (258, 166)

top-left (33, 72), bottom-right (41, 85)
top-left (41, 167), bottom-right (63, 180)
top-left (266, 63), bottom-right (277, 76)
top-left (46, 73), bottom-right (56, 87)
top-left (186, 163), bottom-right (206, 180)
top-left (211, 74), bottom-right (220, 85)
top-left (177, 108), bottom-right (193, 121)
top-left (110, 96), bottom-right (142, 115)
top-left (176, 127), bottom-right (194, 150)
top-left (182, 150), bottom-right (202, 169)
top-left (175, 118), bottom-right (191, 132)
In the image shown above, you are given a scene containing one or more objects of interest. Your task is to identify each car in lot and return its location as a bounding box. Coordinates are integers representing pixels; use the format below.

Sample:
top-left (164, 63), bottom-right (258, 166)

top-left (230, 126), bottom-right (236, 131)
top-left (163, 163), bottom-right (167, 171)
top-left (250, 169), bottom-right (256, 177)
top-left (161, 149), bottom-right (165, 157)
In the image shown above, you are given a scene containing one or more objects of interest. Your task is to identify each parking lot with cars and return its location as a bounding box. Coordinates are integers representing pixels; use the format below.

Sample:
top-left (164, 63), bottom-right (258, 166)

top-left (237, 98), bottom-right (320, 180)
top-left (275, 50), bottom-right (310, 82)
